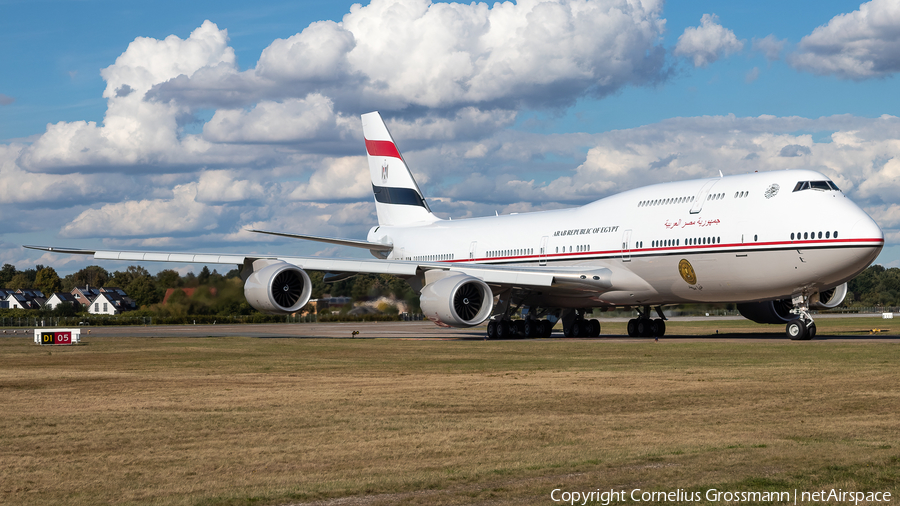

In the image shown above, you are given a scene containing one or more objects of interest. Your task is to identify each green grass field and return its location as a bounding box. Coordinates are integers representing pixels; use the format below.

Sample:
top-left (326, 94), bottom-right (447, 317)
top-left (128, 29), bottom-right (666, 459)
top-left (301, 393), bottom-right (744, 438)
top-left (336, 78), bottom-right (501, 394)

top-left (1, 319), bottom-right (898, 505)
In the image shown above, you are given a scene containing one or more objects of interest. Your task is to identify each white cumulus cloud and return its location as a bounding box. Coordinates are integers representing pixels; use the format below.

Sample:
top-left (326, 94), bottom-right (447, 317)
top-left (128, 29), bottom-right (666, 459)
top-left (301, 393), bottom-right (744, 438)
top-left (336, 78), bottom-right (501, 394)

top-left (789, 0), bottom-right (900, 79)
top-left (203, 94), bottom-right (357, 144)
top-left (674, 13), bottom-right (744, 68)
top-left (149, 0), bottom-right (668, 112)
top-left (17, 21), bottom-right (254, 174)
top-left (194, 170), bottom-right (267, 204)
top-left (61, 184), bottom-right (223, 238)
top-left (289, 156), bottom-right (371, 201)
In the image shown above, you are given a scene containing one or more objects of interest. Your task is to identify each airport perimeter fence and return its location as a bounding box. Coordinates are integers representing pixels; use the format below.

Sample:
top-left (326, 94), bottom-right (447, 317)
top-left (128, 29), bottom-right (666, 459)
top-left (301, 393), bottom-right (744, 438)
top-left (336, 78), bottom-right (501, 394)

top-left (822, 306), bottom-right (900, 315)
top-left (0, 315), bottom-right (289, 328)
top-left (595, 306), bottom-right (900, 319)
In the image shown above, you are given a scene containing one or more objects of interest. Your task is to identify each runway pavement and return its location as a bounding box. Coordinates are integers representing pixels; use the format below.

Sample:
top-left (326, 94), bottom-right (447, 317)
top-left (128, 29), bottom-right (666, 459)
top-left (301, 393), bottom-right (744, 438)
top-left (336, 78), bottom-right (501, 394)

top-left (56, 317), bottom-right (900, 342)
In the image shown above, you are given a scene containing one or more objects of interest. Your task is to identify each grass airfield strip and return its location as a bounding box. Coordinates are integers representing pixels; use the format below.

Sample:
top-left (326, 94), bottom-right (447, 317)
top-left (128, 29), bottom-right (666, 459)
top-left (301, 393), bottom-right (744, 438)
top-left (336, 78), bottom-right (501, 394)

top-left (0, 319), bottom-right (897, 506)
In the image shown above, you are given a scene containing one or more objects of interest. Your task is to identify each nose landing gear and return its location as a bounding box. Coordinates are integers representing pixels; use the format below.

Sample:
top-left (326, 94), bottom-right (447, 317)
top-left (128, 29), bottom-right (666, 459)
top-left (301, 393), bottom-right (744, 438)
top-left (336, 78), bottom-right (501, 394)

top-left (786, 293), bottom-right (817, 340)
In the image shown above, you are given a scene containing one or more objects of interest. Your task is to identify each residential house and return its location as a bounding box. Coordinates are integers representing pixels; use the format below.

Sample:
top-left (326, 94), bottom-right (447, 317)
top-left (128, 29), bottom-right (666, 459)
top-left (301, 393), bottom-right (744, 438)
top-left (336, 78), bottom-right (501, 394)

top-left (99, 287), bottom-right (136, 310)
top-left (45, 292), bottom-right (80, 311)
top-left (4, 292), bottom-right (39, 310)
top-left (71, 286), bottom-right (100, 308)
top-left (16, 288), bottom-right (44, 298)
top-left (87, 290), bottom-right (135, 315)
top-left (88, 292), bottom-right (118, 315)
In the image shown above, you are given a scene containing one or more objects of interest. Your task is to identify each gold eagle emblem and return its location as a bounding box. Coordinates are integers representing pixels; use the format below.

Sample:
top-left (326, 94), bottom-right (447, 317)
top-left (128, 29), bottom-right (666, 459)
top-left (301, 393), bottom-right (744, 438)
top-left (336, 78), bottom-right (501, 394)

top-left (678, 259), bottom-right (697, 285)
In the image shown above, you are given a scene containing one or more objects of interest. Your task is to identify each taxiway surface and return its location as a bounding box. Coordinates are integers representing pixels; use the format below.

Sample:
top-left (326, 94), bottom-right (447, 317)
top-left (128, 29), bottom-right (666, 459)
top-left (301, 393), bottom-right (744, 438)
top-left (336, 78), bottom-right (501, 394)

top-left (70, 318), bottom-right (900, 342)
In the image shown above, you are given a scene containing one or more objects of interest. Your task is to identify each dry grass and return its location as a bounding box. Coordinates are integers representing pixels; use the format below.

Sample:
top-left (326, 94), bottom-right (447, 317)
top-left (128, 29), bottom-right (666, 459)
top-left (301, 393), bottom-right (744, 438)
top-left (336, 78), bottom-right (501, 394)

top-left (1, 329), bottom-right (898, 505)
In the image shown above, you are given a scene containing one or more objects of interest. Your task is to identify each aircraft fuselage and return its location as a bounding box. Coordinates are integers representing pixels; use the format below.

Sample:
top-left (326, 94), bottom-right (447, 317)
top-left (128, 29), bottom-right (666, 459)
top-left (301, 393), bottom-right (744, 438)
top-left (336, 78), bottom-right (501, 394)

top-left (371, 169), bottom-right (883, 307)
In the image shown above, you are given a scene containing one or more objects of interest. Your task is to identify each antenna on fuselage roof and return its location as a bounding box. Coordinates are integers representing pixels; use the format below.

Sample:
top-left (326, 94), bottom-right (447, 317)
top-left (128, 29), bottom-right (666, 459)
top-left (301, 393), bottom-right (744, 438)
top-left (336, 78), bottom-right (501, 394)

top-left (719, 170), bottom-right (724, 177)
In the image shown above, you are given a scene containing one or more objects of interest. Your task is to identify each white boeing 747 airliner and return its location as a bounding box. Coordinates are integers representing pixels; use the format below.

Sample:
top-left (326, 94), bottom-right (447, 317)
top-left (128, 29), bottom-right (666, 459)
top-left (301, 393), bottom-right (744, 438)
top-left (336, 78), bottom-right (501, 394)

top-left (28, 112), bottom-right (884, 340)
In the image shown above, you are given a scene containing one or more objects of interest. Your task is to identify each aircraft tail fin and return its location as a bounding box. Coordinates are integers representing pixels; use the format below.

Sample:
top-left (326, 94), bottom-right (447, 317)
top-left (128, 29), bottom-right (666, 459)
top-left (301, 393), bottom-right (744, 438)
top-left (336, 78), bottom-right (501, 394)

top-left (361, 111), bottom-right (438, 227)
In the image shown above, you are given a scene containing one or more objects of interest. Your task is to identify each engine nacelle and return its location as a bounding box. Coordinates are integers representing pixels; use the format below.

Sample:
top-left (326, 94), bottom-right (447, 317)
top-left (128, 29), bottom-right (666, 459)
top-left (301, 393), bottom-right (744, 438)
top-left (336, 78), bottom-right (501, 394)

top-left (737, 299), bottom-right (796, 324)
top-left (738, 282), bottom-right (848, 323)
top-left (420, 273), bottom-right (493, 328)
top-left (810, 283), bottom-right (848, 309)
top-left (243, 260), bottom-right (312, 315)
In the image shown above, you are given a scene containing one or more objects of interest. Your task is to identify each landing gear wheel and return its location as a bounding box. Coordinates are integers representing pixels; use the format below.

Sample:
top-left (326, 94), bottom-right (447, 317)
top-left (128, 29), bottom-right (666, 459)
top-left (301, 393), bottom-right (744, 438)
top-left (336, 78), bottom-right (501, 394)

top-left (524, 319), bottom-right (538, 338)
top-left (786, 320), bottom-right (807, 340)
top-left (627, 319), bottom-right (638, 337)
top-left (496, 320), bottom-right (510, 339)
top-left (487, 321), bottom-right (497, 339)
top-left (808, 322), bottom-right (817, 339)
top-left (589, 319), bottom-right (601, 337)
top-left (637, 319), bottom-right (652, 337)
top-left (654, 319), bottom-right (666, 337)
top-left (541, 320), bottom-right (553, 337)
top-left (569, 320), bottom-right (586, 338)
top-left (571, 321), bottom-right (581, 337)
top-left (513, 320), bottom-right (525, 338)
top-left (579, 320), bottom-right (591, 337)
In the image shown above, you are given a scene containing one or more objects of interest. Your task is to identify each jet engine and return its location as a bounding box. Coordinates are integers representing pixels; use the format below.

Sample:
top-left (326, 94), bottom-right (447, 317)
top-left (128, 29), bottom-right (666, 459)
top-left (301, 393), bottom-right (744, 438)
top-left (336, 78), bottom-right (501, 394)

top-left (810, 283), bottom-right (848, 309)
top-left (243, 259), bottom-right (312, 315)
top-left (737, 299), bottom-right (796, 324)
top-left (420, 272), bottom-right (493, 327)
top-left (737, 282), bottom-right (848, 323)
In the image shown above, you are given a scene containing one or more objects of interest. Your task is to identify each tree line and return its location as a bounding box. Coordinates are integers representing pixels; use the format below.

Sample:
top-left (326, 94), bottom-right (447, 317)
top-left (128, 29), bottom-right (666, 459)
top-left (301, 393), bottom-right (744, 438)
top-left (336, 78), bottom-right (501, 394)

top-left (4, 261), bottom-right (898, 316)
top-left (0, 263), bottom-right (420, 316)
top-left (845, 265), bottom-right (900, 307)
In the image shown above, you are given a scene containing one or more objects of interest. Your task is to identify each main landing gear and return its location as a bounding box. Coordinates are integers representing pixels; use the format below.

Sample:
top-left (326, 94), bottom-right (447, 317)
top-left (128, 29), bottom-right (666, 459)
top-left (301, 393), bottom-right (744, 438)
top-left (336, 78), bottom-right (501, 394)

top-left (786, 293), bottom-right (817, 340)
top-left (563, 318), bottom-right (601, 337)
top-left (560, 308), bottom-right (601, 337)
top-left (486, 318), bottom-right (554, 339)
top-left (486, 314), bottom-right (604, 339)
top-left (486, 302), bottom-right (602, 339)
top-left (484, 290), bottom-right (565, 339)
top-left (626, 306), bottom-right (667, 338)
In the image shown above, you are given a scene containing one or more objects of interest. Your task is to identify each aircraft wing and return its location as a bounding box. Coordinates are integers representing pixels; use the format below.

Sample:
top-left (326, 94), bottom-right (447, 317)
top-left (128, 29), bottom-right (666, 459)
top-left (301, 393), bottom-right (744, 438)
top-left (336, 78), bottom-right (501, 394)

top-left (247, 229), bottom-right (394, 252)
top-left (23, 245), bottom-right (651, 293)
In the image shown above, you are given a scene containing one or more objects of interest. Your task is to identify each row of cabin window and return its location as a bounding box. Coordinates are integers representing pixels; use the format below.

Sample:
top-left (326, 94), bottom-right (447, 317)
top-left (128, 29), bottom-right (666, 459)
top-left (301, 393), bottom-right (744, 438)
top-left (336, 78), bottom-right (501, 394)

top-left (554, 245), bottom-right (590, 253)
top-left (638, 196), bottom-right (694, 207)
top-left (487, 248), bottom-right (534, 258)
top-left (650, 237), bottom-right (722, 248)
top-left (469, 230), bottom-right (836, 259)
top-left (792, 231), bottom-right (838, 241)
top-left (413, 253), bottom-right (454, 261)
top-left (638, 191), bottom-right (752, 207)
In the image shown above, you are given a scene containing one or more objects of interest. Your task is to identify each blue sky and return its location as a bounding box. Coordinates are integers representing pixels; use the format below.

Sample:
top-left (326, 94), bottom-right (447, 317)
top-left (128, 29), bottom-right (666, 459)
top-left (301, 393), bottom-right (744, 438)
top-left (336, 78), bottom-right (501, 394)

top-left (2, 0), bottom-right (900, 274)
top-left (3, 0), bottom-right (885, 138)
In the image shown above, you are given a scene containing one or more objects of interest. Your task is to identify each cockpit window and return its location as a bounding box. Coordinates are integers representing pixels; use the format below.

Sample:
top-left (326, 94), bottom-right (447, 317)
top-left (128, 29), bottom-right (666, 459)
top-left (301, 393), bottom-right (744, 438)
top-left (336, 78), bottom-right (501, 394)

top-left (793, 180), bottom-right (841, 192)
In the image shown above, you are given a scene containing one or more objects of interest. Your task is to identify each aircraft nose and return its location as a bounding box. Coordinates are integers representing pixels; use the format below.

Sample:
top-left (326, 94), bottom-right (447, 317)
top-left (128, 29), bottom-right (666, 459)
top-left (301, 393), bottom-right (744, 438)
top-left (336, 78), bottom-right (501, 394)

top-left (851, 213), bottom-right (884, 243)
